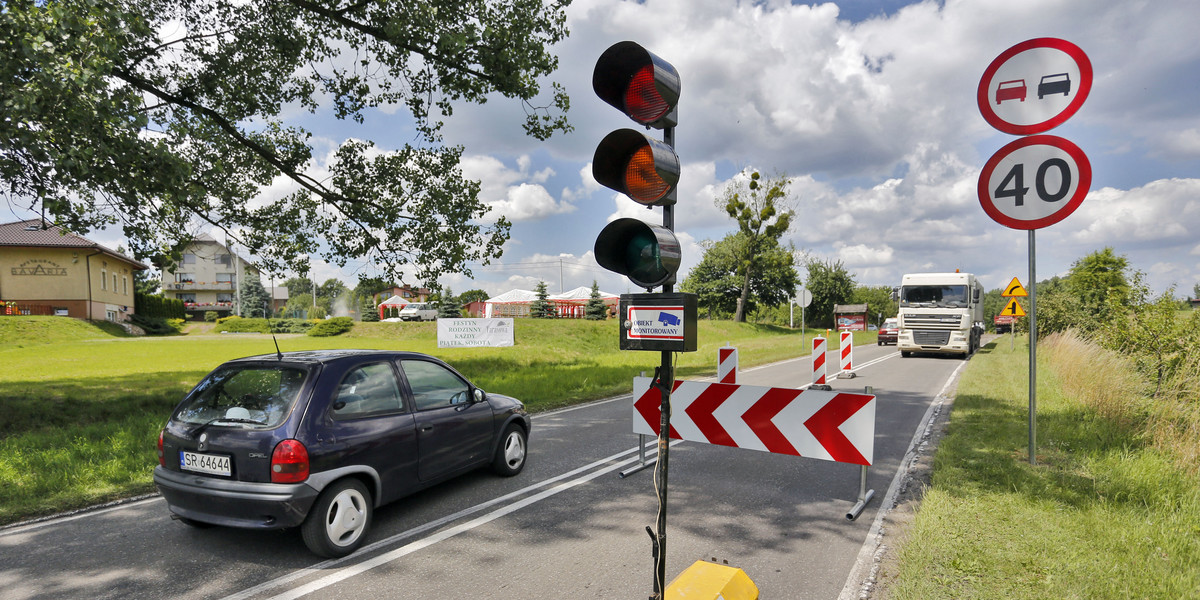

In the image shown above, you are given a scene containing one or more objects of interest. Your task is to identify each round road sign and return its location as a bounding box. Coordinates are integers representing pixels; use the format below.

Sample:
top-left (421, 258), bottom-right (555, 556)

top-left (978, 38), bottom-right (1092, 135)
top-left (978, 135), bottom-right (1091, 230)
top-left (797, 288), bottom-right (812, 308)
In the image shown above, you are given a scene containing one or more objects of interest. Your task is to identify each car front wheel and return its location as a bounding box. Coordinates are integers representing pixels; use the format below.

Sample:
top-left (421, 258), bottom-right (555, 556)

top-left (491, 424), bottom-right (527, 476)
top-left (302, 478), bottom-right (373, 558)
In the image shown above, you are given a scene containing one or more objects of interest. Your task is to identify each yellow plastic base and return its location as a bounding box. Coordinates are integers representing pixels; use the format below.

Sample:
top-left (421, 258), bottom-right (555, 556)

top-left (664, 560), bottom-right (759, 600)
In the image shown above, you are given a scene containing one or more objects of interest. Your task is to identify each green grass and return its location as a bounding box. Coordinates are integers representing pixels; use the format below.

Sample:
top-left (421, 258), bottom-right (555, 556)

top-left (885, 335), bottom-right (1200, 599)
top-left (0, 316), bottom-right (835, 525)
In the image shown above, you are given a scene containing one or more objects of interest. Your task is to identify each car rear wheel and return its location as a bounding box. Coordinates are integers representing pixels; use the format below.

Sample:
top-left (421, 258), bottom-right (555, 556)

top-left (491, 424), bottom-right (527, 477)
top-left (302, 479), bottom-right (372, 558)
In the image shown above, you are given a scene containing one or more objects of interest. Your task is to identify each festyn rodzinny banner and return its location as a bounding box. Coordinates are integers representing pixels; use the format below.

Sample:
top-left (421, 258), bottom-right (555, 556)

top-left (437, 318), bottom-right (515, 348)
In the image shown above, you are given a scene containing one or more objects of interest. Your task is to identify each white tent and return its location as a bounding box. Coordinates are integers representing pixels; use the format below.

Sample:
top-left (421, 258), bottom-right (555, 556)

top-left (377, 294), bottom-right (409, 320)
top-left (550, 286), bottom-right (619, 301)
top-left (483, 289), bottom-right (537, 318)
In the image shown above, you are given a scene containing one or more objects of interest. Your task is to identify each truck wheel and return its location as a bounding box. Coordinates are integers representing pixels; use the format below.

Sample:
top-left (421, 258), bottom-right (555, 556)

top-left (901, 351), bottom-right (912, 358)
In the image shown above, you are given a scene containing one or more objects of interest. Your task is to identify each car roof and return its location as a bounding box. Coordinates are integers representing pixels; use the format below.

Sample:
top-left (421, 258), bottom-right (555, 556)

top-left (225, 349), bottom-right (434, 366)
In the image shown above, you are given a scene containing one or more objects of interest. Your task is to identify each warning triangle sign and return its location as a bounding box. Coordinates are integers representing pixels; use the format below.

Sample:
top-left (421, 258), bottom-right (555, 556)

top-left (1002, 277), bottom-right (1028, 297)
top-left (1001, 298), bottom-right (1026, 317)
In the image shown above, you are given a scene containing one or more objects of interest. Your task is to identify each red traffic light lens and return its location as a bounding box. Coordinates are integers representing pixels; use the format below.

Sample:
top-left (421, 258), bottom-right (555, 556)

top-left (625, 65), bottom-right (671, 125)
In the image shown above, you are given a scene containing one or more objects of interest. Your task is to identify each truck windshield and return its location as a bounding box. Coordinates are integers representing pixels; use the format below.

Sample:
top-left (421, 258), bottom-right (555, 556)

top-left (901, 285), bottom-right (968, 307)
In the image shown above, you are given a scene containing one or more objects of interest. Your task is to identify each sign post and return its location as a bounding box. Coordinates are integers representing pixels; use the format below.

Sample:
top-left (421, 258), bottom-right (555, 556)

top-left (978, 38), bottom-right (1092, 465)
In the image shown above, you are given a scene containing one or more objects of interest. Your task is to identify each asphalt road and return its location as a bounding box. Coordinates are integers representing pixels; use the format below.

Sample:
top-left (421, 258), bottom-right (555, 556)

top-left (0, 341), bottom-right (968, 600)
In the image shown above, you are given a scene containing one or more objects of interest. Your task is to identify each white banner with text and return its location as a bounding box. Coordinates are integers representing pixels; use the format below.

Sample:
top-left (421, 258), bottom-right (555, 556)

top-left (437, 318), bottom-right (515, 348)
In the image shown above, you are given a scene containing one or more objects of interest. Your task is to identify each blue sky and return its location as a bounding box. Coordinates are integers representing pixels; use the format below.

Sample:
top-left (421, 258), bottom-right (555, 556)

top-left (86, 1), bottom-right (1200, 299)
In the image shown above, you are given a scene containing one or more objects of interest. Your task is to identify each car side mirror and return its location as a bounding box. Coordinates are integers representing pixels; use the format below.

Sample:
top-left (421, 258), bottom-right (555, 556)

top-left (473, 389), bottom-right (485, 403)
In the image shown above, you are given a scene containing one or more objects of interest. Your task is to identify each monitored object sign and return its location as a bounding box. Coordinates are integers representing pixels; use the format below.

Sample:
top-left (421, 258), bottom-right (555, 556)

top-left (978, 135), bottom-right (1091, 230)
top-left (978, 37), bottom-right (1092, 135)
top-left (619, 293), bottom-right (698, 352)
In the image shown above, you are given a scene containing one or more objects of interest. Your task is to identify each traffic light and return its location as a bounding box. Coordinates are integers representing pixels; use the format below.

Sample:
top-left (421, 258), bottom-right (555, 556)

top-left (594, 218), bottom-right (681, 289)
top-left (592, 129), bottom-right (680, 206)
top-left (592, 41), bottom-right (681, 129)
top-left (593, 41), bottom-right (683, 290)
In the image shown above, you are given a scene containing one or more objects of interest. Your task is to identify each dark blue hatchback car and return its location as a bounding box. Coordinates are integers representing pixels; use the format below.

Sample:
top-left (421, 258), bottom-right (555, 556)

top-left (154, 349), bottom-right (530, 557)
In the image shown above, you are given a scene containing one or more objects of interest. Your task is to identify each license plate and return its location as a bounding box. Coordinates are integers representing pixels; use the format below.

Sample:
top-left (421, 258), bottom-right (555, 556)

top-left (180, 451), bottom-right (231, 477)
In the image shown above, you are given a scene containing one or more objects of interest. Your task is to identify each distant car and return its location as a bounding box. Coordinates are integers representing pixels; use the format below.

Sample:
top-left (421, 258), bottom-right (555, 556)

top-left (1037, 73), bottom-right (1071, 99)
top-left (398, 302), bottom-right (437, 321)
top-left (154, 350), bottom-right (530, 558)
top-left (878, 318), bottom-right (899, 346)
top-left (996, 79), bottom-right (1027, 104)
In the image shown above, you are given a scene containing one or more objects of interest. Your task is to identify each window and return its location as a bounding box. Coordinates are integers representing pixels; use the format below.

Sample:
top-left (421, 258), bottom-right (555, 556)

top-left (401, 360), bottom-right (470, 411)
top-left (216, 273), bottom-right (235, 285)
top-left (217, 293), bottom-right (233, 304)
top-left (332, 363), bottom-right (404, 419)
top-left (173, 365), bottom-right (308, 428)
top-left (101, 270), bottom-right (107, 290)
top-left (176, 273), bottom-right (194, 283)
top-left (182, 253), bottom-right (196, 264)
top-left (112, 274), bottom-right (117, 293)
top-left (122, 276), bottom-right (128, 295)
top-left (178, 293), bottom-right (196, 304)
top-left (216, 254), bottom-right (232, 265)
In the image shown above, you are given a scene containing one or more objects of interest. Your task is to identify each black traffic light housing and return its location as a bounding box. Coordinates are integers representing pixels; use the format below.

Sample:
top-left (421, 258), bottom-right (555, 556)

top-left (594, 218), bottom-right (681, 290)
top-left (592, 129), bottom-right (680, 206)
top-left (593, 41), bottom-right (681, 129)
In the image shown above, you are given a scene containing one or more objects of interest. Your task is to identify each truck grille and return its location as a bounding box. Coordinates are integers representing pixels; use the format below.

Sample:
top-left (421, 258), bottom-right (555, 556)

top-left (913, 329), bottom-right (951, 346)
top-left (902, 313), bottom-right (965, 328)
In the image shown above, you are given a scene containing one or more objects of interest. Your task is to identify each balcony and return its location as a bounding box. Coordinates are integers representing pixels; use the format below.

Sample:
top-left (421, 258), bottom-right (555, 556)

top-left (170, 281), bottom-right (236, 291)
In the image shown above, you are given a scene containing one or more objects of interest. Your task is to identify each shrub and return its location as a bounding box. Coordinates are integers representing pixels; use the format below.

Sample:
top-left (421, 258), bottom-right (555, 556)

top-left (307, 316), bottom-right (353, 337)
top-left (204, 311), bottom-right (219, 322)
top-left (215, 318), bottom-right (270, 333)
top-left (129, 313), bottom-right (180, 335)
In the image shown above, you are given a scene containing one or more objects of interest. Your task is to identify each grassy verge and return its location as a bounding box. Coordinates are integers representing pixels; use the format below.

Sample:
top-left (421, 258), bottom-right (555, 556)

top-left (0, 316), bottom-right (843, 525)
top-left (883, 333), bottom-right (1200, 599)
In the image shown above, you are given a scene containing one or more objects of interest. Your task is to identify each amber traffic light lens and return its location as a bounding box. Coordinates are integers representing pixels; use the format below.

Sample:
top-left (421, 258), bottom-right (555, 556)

top-left (624, 145), bottom-right (670, 203)
top-left (625, 65), bottom-right (669, 125)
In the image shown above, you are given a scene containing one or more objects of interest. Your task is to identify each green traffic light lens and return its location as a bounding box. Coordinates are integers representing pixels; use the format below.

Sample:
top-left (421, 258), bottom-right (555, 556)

top-left (625, 229), bottom-right (665, 284)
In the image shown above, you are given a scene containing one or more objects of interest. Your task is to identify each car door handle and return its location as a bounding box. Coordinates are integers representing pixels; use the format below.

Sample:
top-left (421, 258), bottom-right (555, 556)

top-left (419, 425), bottom-right (434, 432)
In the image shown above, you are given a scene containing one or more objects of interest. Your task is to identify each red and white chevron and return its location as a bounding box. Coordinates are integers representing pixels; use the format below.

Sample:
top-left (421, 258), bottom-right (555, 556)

top-left (632, 377), bottom-right (875, 466)
top-left (718, 346), bottom-right (738, 384)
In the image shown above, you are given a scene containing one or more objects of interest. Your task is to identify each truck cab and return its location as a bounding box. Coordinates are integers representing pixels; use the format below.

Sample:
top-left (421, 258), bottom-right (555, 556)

top-left (896, 272), bottom-right (984, 358)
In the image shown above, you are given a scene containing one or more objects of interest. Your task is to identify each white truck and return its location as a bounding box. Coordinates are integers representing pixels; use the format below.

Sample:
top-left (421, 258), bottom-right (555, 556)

top-left (896, 272), bottom-right (985, 358)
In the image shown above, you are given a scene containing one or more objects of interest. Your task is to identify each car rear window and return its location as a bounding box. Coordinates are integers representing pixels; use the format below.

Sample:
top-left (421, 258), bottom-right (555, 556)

top-left (173, 365), bottom-right (308, 428)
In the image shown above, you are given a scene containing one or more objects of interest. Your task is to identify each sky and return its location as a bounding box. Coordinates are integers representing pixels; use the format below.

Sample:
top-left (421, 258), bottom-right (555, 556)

top-left (84, 0), bottom-right (1200, 300)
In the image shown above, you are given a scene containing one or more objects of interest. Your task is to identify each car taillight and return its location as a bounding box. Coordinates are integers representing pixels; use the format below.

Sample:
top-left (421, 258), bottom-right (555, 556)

top-left (157, 429), bottom-right (165, 467)
top-left (271, 439), bottom-right (309, 483)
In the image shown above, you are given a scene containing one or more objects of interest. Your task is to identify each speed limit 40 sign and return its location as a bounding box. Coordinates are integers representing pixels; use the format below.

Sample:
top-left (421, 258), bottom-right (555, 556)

top-left (978, 135), bottom-right (1091, 230)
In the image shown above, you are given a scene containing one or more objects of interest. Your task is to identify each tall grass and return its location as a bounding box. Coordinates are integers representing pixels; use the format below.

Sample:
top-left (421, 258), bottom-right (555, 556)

top-left (886, 334), bottom-right (1200, 599)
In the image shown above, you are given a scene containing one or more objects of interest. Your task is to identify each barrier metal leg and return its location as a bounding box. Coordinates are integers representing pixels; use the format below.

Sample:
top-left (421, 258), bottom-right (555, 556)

top-left (845, 464), bottom-right (875, 520)
top-left (619, 434), bottom-right (656, 478)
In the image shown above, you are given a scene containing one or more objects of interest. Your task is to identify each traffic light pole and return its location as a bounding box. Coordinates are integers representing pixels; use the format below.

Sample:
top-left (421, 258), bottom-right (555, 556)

top-left (651, 125), bottom-right (675, 600)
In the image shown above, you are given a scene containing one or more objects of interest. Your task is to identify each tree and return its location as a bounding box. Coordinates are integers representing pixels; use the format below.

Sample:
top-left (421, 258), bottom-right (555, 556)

top-left (584, 281), bottom-right (608, 320)
top-left (438, 288), bottom-right (461, 319)
top-left (1, 1), bottom-right (571, 280)
top-left (804, 258), bottom-right (855, 328)
top-left (681, 233), bottom-right (798, 319)
top-left (239, 275), bottom-right (271, 318)
top-left (851, 285), bottom-right (896, 327)
top-left (530, 280), bottom-right (555, 319)
top-left (459, 289), bottom-right (491, 305)
top-left (359, 295), bottom-right (380, 322)
top-left (1066, 247), bottom-right (1131, 317)
top-left (717, 171), bottom-right (795, 322)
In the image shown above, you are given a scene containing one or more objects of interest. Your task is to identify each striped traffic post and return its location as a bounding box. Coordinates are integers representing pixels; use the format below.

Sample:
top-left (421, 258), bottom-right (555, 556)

top-left (718, 344), bottom-right (738, 384)
top-left (812, 336), bottom-right (827, 385)
top-left (839, 330), bottom-right (855, 378)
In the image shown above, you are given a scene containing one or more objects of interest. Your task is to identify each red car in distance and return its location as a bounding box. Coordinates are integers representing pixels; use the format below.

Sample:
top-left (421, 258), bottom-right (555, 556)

top-left (878, 318), bottom-right (899, 346)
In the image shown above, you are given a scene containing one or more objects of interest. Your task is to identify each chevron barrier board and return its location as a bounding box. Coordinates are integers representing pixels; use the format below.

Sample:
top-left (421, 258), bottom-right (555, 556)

top-left (632, 377), bottom-right (875, 466)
